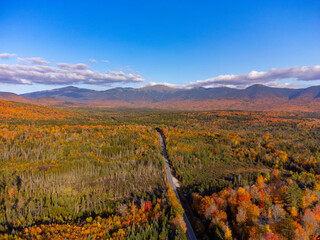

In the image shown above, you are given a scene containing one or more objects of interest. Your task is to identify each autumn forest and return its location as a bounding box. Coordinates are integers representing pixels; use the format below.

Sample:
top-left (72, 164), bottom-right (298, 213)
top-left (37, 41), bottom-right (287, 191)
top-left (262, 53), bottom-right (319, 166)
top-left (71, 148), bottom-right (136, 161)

top-left (0, 100), bottom-right (320, 239)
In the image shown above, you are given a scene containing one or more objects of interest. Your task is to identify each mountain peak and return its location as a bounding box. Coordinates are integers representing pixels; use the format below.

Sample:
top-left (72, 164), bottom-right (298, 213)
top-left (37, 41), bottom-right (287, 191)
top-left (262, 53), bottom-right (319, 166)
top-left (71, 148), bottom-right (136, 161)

top-left (246, 84), bottom-right (268, 89)
top-left (63, 85), bottom-right (79, 89)
top-left (139, 84), bottom-right (180, 92)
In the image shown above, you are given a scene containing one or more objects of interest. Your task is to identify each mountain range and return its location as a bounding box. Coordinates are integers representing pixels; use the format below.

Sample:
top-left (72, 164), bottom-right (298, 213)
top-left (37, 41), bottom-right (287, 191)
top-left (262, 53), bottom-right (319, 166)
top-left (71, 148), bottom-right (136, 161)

top-left (1, 84), bottom-right (320, 111)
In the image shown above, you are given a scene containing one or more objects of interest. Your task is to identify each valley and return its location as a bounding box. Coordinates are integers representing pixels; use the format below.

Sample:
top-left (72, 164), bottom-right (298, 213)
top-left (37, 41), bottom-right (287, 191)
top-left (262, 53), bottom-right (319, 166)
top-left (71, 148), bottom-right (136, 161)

top-left (0, 101), bottom-right (320, 239)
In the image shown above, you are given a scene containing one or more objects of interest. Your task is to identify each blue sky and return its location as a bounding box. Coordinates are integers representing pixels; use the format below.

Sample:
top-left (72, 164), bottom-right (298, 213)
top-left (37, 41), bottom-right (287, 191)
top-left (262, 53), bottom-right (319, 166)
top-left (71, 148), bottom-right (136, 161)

top-left (0, 0), bottom-right (320, 93)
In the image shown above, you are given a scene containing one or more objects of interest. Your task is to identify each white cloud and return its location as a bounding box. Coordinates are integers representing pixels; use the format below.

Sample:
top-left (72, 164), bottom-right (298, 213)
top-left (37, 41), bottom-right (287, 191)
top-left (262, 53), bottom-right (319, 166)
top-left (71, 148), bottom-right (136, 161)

top-left (0, 63), bottom-right (144, 86)
top-left (148, 82), bottom-right (183, 88)
top-left (264, 81), bottom-right (305, 89)
top-left (0, 53), bottom-right (16, 59)
top-left (18, 57), bottom-right (50, 65)
top-left (89, 59), bottom-right (97, 63)
top-left (102, 60), bottom-right (110, 63)
top-left (186, 65), bottom-right (320, 88)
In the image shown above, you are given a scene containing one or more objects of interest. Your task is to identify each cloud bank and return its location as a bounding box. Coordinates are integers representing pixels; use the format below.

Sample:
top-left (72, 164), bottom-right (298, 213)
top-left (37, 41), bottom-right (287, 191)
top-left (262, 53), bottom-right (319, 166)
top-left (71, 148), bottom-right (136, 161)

top-left (186, 65), bottom-right (320, 88)
top-left (1, 52), bottom-right (318, 89)
top-left (0, 63), bottom-right (144, 86)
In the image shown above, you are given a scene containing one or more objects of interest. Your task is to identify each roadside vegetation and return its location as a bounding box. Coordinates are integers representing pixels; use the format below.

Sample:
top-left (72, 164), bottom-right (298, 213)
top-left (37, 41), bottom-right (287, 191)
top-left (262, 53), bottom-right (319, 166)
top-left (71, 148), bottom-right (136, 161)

top-left (0, 101), bottom-right (186, 239)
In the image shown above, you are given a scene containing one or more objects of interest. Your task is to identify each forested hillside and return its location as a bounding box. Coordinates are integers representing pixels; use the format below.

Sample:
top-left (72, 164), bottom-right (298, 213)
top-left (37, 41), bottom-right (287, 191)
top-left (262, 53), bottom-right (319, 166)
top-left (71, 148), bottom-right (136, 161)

top-left (18, 84), bottom-right (320, 112)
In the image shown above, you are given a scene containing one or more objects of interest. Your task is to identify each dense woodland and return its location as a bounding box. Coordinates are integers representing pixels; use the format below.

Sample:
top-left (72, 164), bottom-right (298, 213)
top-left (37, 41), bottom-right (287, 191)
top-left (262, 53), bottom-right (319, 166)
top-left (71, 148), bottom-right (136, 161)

top-left (0, 100), bottom-right (320, 239)
top-left (162, 111), bottom-right (320, 239)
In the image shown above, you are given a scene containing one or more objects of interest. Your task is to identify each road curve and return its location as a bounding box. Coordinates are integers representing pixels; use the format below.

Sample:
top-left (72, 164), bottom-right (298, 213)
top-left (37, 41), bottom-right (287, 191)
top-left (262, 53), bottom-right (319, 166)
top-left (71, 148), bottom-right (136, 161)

top-left (156, 128), bottom-right (197, 240)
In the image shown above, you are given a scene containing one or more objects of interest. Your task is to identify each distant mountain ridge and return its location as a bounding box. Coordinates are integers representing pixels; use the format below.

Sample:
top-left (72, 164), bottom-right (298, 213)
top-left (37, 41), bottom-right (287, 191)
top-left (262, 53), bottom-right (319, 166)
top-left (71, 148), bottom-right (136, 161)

top-left (21, 84), bottom-right (320, 101)
top-left (0, 90), bottom-right (87, 107)
top-left (12, 84), bottom-right (320, 111)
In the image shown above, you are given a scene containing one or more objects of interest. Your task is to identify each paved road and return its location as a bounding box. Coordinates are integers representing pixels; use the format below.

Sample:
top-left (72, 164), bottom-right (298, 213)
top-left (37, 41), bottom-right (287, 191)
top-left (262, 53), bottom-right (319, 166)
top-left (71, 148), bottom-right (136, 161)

top-left (156, 128), bottom-right (197, 240)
